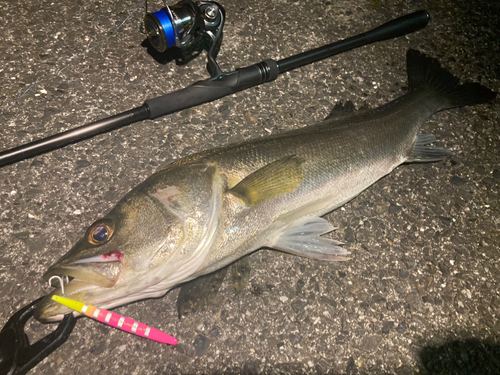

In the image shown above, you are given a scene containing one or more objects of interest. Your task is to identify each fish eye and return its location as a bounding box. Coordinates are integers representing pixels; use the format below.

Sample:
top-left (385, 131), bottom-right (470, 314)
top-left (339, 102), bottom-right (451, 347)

top-left (93, 226), bottom-right (108, 242)
top-left (86, 219), bottom-right (115, 246)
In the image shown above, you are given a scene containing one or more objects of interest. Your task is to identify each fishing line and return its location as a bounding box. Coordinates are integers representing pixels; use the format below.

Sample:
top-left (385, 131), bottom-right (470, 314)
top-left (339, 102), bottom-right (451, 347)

top-left (0, 1), bottom-right (144, 115)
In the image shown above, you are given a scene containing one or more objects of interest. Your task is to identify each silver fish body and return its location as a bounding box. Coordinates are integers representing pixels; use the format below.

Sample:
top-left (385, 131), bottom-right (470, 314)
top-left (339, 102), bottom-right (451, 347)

top-left (35, 50), bottom-right (496, 322)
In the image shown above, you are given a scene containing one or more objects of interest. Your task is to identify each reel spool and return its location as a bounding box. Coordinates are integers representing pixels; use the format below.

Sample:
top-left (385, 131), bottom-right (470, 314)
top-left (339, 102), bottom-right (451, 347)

top-left (144, 0), bottom-right (224, 76)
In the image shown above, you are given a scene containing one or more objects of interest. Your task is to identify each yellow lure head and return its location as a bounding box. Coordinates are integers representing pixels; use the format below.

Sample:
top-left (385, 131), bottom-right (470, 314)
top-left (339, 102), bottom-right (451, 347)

top-left (51, 295), bottom-right (87, 313)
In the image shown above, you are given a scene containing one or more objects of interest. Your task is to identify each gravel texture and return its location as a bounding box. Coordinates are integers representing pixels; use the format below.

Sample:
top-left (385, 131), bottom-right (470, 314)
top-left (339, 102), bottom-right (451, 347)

top-left (0, 0), bottom-right (499, 374)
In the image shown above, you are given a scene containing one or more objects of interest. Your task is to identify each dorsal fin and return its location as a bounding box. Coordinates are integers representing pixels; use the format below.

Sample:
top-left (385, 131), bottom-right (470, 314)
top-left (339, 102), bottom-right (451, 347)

top-left (324, 101), bottom-right (355, 121)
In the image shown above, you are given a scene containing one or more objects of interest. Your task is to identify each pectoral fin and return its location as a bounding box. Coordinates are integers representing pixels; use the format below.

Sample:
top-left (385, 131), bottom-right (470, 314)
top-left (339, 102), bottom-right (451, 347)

top-left (269, 217), bottom-right (350, 261)
top-left (228, 155), bottom-right (304, 207)
top-left (175, 256), bottom-right (252, 318)
top-left (176, 267), bottom-right (229, 319)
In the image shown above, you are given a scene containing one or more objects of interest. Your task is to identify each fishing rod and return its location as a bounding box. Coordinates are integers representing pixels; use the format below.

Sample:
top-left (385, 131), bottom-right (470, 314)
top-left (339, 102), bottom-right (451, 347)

top-left (0, 4), bottom-right (431, 374)
top-left (0, 3), bottom-right (430, 168)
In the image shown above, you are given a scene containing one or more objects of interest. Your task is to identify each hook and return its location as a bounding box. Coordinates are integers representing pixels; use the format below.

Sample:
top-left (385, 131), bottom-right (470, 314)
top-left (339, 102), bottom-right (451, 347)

top-left (48, 275), bottom-right (68, 296)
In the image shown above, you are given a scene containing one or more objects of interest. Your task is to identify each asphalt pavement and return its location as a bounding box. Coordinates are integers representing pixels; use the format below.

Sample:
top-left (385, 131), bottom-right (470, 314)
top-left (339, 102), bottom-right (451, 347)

top-left (0, 0), bottom-right (499, 374)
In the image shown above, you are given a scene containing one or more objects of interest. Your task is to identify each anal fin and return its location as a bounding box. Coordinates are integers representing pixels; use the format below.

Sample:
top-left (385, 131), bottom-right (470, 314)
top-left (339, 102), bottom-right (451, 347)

top-left (407, 134), bottom-right (453, 162)
top-left (269, 217), bottom-right (350, 261)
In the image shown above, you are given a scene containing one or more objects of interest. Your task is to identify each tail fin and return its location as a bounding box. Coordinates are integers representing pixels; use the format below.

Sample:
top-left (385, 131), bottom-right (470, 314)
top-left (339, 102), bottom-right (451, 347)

top-left (406, 49), bottom-right (497, 111)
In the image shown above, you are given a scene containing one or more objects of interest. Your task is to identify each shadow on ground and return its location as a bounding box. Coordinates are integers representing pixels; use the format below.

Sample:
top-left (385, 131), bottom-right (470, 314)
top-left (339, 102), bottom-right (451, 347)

top-left (202, 337), bottom-right (500, 374)
top-left (420, 337), bottom-right (500, 375)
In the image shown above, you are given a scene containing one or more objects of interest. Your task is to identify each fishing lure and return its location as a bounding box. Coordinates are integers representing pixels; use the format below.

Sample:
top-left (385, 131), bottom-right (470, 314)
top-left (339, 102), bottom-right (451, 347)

top-left (52, 295), bottom-right (177, 345)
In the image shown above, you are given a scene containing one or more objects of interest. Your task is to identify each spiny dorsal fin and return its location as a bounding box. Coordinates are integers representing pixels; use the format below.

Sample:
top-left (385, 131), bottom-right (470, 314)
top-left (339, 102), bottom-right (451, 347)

top-left (228, 155), bottom-right (304, 207)
top-left (324, 101), bottom-right (356, 121)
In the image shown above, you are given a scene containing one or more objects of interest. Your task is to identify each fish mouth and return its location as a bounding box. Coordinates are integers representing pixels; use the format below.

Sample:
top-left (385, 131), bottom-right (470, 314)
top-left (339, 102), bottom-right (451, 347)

top-left (34, 280), bottom-right (104, 322)
top-left (43, 261), bottom-right (123, 288)
top-left (35, 260), bottom-right (124, 323)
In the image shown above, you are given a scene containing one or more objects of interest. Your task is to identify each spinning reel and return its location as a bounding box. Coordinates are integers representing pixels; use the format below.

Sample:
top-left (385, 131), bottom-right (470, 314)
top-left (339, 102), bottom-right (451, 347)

top-left (144, 0), bottom-right (225, 77)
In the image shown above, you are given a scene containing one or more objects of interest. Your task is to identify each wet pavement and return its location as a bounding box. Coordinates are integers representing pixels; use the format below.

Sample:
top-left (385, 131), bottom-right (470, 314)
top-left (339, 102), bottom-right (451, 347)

top-left (0, 0), bottom-right (499, 374)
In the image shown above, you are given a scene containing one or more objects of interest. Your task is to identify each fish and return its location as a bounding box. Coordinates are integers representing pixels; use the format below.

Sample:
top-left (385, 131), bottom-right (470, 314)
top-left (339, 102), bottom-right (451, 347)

top-left (35, 50), bottom-right (496, 322)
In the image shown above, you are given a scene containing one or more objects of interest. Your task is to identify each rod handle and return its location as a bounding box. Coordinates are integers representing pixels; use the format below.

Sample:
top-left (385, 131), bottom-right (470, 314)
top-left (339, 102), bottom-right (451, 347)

top-left (144, 59), bottom-right (279, 119)
top-left (363, 10), bottom-right (430, 42)
top-left (277, 10), bottom-right (431, 74)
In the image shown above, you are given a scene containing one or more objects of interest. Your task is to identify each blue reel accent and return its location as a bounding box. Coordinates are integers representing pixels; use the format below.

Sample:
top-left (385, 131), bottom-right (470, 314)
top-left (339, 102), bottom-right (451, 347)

top-left (153, 9), bottom-right (176, 49)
